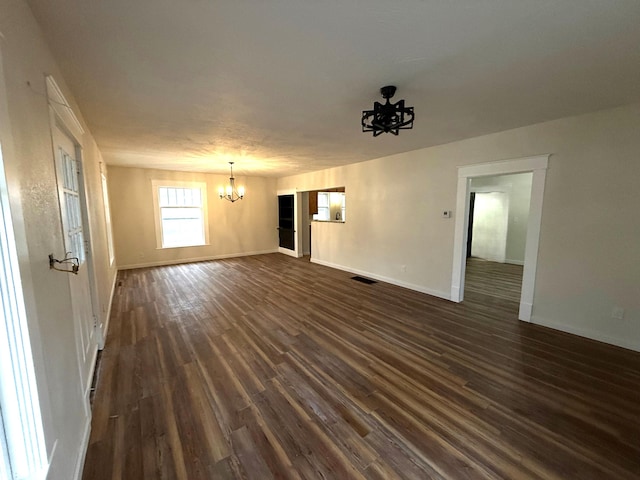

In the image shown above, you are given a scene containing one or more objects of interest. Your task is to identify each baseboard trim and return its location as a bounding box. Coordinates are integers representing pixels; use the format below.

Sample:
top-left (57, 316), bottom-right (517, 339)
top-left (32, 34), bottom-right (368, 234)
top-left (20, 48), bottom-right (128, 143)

top-left (532, 316), bottom-right (640, 352)
top-left (43, 439), bottom-right (57, 480)
top-left (99, 270), bottom-right (118, 349)
top-left (117, 249), bottom-right (279, 270)
top-left (518, 301), bottom-right (533, 322)
top-left (310, 258), bottom-right (451, 301)
top-left (73, 417), bottom-right (91, 480)
top-left (505, 259), bottom-right (525, 266)
top-left (278, 247), bottom-right (299, 257)
top-left (84, 345), bottom-right (99, 402)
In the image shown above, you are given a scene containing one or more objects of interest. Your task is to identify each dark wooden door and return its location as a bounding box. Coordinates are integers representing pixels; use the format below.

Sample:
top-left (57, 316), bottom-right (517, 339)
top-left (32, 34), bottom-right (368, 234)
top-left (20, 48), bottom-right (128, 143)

top-left (278, 195), bottom-right (295, 250)
top-left (467, 192), bottom-right (476, 258)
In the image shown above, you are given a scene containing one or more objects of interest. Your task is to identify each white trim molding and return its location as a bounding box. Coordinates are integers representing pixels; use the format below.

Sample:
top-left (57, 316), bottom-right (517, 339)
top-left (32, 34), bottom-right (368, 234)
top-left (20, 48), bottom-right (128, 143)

top-left (99, 270), bottom-right (118, 350)
top-left (0, 139), bottom-right (49, 480)
top-left (276, 189), bottom-right (300, 257)
top-left (117, 249), bottom-right (279, 270)
top-left (451, 154), bottom-right (549, 321)
top-left (310, 258), bottom-right (451, 301)
top-left (532, 317), bottom-right (640, 353)
top-left (278, 247), bottom-right (299, 258)
top-left (0, 51), bottom-right (49, 479)
top-left (45, 75), bottom-right (84, 140)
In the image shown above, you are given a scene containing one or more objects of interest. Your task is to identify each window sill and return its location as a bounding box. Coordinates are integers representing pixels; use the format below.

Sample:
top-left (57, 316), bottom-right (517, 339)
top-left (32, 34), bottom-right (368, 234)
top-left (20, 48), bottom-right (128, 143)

top-left (157, 243), bottom-right (210, 250)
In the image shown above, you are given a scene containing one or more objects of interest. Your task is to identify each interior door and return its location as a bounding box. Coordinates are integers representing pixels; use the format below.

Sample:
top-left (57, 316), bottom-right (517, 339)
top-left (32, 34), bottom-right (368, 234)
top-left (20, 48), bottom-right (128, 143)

top-left (53, 125), bottom-right (97, 398)
top-left (466, 192), bottom-right (476, 258)
top-left (278, 194), bottom-right (295, 250)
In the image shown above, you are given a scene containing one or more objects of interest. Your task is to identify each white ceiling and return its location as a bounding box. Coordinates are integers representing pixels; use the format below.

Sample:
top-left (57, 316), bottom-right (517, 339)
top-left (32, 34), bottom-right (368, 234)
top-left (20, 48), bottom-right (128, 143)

top-left (27, 0), bottom-right (640, 177)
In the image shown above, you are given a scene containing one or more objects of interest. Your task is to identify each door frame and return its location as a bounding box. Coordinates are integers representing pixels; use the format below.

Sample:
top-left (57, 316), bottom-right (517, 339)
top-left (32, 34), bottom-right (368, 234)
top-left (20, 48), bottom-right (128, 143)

top-left (451, 154), bottom-right (549, 321)
top-left (46, 76), bottom-right (101, 398)
top-left (277, 189), bottom-right (302, 258)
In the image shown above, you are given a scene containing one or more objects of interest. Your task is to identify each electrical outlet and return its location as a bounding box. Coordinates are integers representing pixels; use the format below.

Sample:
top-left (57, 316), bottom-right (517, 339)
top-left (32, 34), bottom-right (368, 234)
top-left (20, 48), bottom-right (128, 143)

top-left (611, 306), bottom-right (625, 320)
top-left (401, 265), bottom-right (407, 272)
top-left (442, 210), bottom-right (452, 218)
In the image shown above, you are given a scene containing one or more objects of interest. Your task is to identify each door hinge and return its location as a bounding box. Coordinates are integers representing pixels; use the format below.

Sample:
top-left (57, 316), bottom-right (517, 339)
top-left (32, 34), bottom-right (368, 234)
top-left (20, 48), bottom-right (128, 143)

top-left (84, 239), bottom-right (90, 254)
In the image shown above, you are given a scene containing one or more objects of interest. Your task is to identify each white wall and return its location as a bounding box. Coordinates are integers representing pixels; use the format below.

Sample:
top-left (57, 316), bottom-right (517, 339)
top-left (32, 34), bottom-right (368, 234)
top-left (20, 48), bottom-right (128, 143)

top-left (301, 191), bottom-right (311, 255)
top-left (470, 192), bottom-right (509, 263)
top-left (0, 1), bottom-right (117, 478)
top-left (471, 172), bottom-right (533, 264)
top-left (108, 166), bottom-right (278, 268)
top-left (278, 103), bottom-right (640, 352)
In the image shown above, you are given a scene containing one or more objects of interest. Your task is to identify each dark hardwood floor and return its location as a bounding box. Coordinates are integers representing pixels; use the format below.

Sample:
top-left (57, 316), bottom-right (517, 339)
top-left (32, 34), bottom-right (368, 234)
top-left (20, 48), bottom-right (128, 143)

top-left (83, 254), bottom-right (640, 479)
top-left (465, 257), bottom-right (523, 303)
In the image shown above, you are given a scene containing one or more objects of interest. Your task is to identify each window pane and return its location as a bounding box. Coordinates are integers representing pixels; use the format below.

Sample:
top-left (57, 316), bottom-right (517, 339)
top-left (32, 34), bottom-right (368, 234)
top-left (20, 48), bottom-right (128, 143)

top-left (317, 192), bottom-right (329, 207)
top-left (159, 187), bottom-right (168, 207)
top-left (317, 206), bottom-right (330, 221)
top-left (159, 187), bottom-right (202, 207)
top-left (161, 207), bottom-right (204, 247)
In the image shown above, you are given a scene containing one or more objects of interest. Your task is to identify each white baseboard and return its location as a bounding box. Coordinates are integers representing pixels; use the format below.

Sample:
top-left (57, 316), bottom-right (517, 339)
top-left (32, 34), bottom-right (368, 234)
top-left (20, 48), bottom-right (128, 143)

top-left (278, 247), bottom-right (299, 258)
top-left (506, 258), bottom-right (525, 265)
top-left (99, 270), bottom-right (118, 350)
top-left (43, 439), bottom-right (57, 480)
top-left (532, 316), bottom-right (640, 352)
top-left (84, 345), bottom-right (99, 402)
top-left (450, 285), bottom-right (461, 302)
top-left (310, 258), bottom-right (451, 301)
top-left (117, 249), bottom-right (279, 270)
top-left (518, 301), bottom-right (533, 322)
top-left (73, 417), bottom-right (91, 480)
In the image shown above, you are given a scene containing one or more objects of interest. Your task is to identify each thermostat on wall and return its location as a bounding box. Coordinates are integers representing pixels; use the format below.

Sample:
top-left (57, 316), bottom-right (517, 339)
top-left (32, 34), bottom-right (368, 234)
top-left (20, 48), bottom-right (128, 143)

top-left (442, 210), bottom-right (452, 218)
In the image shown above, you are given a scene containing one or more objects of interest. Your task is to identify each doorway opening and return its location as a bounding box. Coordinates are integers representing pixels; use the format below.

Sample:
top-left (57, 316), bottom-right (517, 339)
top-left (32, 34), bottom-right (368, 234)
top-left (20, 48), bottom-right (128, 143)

top-left (277, 192), bottom-right (297, 256)
top-left (451, 155), bottom-right (549, 321)
top-left (464, 172), bottom-right (533, 303)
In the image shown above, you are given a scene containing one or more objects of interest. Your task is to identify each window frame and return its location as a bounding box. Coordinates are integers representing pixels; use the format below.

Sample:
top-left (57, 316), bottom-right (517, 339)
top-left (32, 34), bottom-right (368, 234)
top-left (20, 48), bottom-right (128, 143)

top-left (314, 192), bottom-right (330, 221)
top-left (100, 167), bottom-right (115, 266)
top-left (152, 180), bottom-right (209, 249)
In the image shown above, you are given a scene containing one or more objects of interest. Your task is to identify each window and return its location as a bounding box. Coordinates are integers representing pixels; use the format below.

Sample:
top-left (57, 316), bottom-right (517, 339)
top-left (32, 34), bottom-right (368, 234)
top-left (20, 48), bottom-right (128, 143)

top-left (312, 191), bottom-right (346, 222)
top-left (313, 192), bottom-right (330, 221)
top-left (101, 169), bottom-right (115, 265)
top-left (152, 181), bottom-right (208, 248)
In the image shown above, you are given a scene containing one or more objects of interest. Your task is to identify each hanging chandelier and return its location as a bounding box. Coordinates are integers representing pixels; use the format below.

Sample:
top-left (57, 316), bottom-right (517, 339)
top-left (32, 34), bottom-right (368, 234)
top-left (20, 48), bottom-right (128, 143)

top-left (218, 162), bottom-right (245, 203)
top-left (361, 85), bottom-right (414, 136)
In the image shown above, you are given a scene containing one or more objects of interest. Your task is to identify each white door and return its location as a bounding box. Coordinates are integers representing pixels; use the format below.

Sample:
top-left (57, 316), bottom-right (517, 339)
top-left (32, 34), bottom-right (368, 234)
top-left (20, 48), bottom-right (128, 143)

top-left (53, 126), bottom-right (97, 398)
top-left (471, 191), bottom-right (509, 263)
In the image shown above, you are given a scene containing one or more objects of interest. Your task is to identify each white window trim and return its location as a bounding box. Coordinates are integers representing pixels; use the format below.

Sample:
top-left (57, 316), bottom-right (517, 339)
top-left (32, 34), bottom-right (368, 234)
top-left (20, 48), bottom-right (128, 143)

top-left (151, 180), bottom-right (209, 249)
top-left (100, 165), bottom-right (115, 267)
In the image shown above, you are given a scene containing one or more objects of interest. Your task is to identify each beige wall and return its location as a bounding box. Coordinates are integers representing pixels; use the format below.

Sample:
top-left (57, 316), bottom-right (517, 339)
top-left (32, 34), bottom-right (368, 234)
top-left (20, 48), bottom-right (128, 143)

top-left (0, 1), bottom-right (117, 478)
top-left (278, 103), bottom-right (640, 351)
top-left (108, 166), bottom-right (278, 268)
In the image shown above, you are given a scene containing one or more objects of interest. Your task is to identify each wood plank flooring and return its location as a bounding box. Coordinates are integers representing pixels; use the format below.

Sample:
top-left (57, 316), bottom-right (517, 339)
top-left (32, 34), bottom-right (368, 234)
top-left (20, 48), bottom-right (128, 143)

top-left (83, 254), bottom-right (640, 479)
top-left (465, 257), bottom-right (523, 302)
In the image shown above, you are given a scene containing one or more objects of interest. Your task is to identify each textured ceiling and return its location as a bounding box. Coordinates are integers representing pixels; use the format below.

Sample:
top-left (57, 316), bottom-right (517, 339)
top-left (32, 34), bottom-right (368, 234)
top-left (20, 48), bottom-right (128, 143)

top-left (27, 0), bottom-right (640, 177)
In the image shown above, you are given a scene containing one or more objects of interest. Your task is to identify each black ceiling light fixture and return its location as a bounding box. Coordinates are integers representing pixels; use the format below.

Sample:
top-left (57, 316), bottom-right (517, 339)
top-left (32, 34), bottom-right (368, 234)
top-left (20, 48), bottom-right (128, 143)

top-left (361, 85), bottom-right (414, 136)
